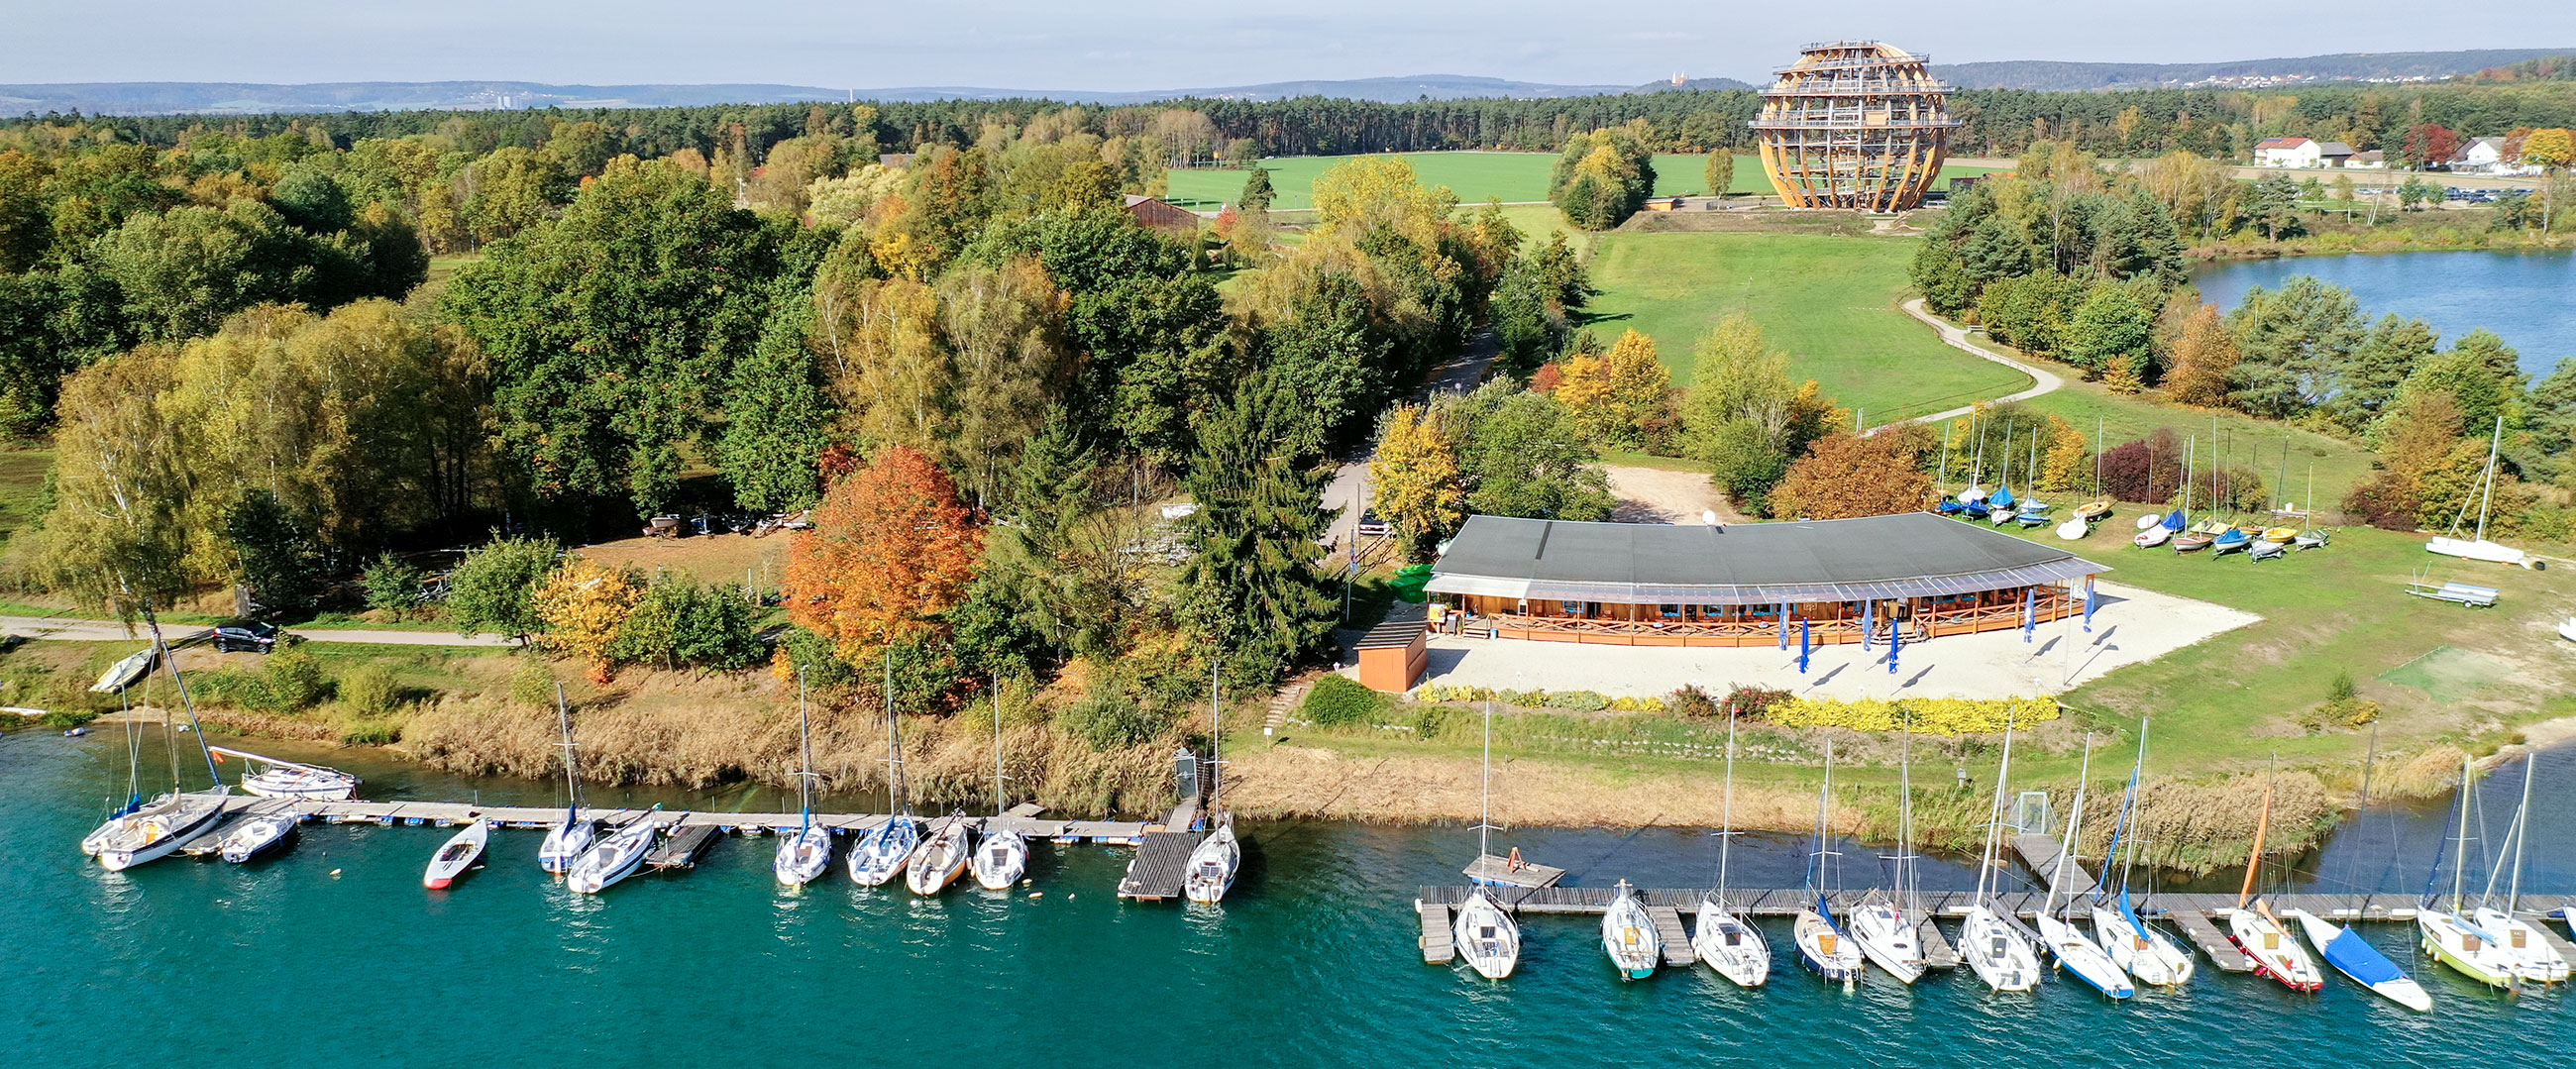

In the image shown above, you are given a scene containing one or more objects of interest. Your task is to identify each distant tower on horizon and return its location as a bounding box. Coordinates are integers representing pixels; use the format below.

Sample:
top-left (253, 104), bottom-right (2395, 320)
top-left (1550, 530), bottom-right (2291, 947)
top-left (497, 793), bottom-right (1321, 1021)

top-left (1750, 41), bottom-right (1959, 212)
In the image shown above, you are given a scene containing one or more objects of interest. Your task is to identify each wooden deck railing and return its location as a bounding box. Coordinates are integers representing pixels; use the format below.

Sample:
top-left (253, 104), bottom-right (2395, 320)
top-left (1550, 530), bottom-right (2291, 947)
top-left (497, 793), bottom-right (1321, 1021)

top-left (1479, 589), bottom-right (2079, 647)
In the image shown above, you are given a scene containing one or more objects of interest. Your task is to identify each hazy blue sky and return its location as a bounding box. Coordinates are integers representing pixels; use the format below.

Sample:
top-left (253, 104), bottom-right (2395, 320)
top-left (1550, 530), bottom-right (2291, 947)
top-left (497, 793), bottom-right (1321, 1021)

top-left (12, 1), bottom-right (2576, 88)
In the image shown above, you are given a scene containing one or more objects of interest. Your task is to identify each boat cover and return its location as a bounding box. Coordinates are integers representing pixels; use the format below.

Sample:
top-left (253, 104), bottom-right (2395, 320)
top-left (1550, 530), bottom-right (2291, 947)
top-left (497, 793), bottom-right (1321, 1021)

top-left (2321, 926), bottom-right (2403, 984)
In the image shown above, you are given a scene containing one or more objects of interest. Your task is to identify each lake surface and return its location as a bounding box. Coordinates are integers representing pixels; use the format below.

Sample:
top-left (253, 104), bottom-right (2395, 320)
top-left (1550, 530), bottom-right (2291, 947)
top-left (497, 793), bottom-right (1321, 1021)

top-left (2192, 250), bottom-right (2576, 379)
top-left (8, 726), bottom-right (2573, 1069)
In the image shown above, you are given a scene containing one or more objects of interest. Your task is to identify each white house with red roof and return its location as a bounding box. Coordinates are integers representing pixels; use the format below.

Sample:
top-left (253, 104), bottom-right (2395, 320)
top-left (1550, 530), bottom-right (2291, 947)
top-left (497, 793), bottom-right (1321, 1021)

top-left (2254, 136), bottom-right (2322, 167)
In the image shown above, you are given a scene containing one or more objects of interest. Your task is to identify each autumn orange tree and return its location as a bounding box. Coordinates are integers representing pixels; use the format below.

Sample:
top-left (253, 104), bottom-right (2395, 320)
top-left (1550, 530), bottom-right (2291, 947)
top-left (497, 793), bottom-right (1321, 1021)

top-left (1556, 328), bottom-right (1671, 448)
top-left (2163, 304), bottom-right (2239, 407)
top-left (532, 558), bottom-right (643, 683)
top-left (784, 444), bottom-right (985, 667)
top-left (1766, 428), bottom-right (1936, 520)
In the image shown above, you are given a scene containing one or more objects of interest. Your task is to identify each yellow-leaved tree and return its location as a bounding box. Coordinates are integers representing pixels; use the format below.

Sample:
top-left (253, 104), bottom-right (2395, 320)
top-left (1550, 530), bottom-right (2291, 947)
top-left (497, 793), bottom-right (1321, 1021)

top-left (2162, 304), bottom-right (2239, 407)
top-left (2040, 414), bottom-right (2092, 494)
top-left (1366, 403), bottom-right (1464, 557)
top-left (1555, 328), bottom-right (1671, 448)
top-left (533, 558), bottom-right (642, 683)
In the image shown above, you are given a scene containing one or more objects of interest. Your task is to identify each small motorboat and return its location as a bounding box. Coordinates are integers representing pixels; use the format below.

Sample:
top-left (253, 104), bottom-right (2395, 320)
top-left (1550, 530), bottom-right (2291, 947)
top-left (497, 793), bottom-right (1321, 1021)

top-left (2134, 525), bottom-right (2173, 549)
top-left (2226, 905), bottom-right (2324, 992)
top-left (848, 813), bottom-right (919, 887)
top-left (2248, 538), bottom-right (2287, 562)
top-left (2290, 908), bottom-right (2431, 1011)
top-left (2211, 527), bottom-right (2253, 556)
top-left (94, 791), bottom-right (230, 872)
top-left (218, 811), bottom-right (298, 863)
top-left (2294, 529), bottom-right (2330, 550)
top-left (2076, 500), bottom-right (2113, 521)
top-left (971, 823), bottom-right (1029, 890)
top-left (1601, 881), bottom-right (1662, 981)
top-left (1183, 814), bottom-right (1241, 904)
top-left (2055, 516), bottom-right (2091, 541)
top-left (906, 814), bottom-right (976, 896)
top-left (2262, 526), bottom-right (2299, 543)
top-left (1692, 898), bottom-right (1771, 987)
top-left (538, 816), bottom-right (596, 875)
top-left (1453, 889), bottom-right (1521, 980)
top-left (773, 822), bottom-right (833, 887)
top-left (566, 817), bottom-right (659, 894)
top-left (424, 817), bottom-right (489, 889)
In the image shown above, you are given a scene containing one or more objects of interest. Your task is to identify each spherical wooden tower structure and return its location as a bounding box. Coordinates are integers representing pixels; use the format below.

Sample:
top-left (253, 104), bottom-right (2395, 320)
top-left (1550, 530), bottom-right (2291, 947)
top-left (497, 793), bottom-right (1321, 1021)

top-left (1750, 41), bottom-right (1959, 212)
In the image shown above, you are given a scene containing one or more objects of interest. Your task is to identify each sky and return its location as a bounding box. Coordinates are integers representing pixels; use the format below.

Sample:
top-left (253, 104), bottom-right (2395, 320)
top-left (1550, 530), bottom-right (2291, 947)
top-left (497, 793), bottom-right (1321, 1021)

top-left (8, 0), bottom-right (2576, 89)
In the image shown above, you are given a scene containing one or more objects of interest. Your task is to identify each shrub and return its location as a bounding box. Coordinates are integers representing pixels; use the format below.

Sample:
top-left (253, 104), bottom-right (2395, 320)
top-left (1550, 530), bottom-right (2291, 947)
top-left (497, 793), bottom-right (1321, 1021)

top-left (1607, 695), bottom-right (1667, 712)
top-left (1719, 684), bottom-right (1793, 720)
top-left (1061, 681), bottom-right (1170, 751)
top-left (1760, 695), bottom-right (2059, 735)
top-left (257, 647), bottom-right (329, 712)
top-left (1405, 702), bottom-right (1455, 740)
top-left (1668, 684), bottom-right (1718, 718)
top-left (613, 574), bottom-right (764, 672)
top-left (340, 664), bottom-right (401, 718)
top-left (1497, 689), bottom-right (1548, 708)
top-left (1412, 683), bottom-right (1493, 703)
top-left (508, 656), bottom-right (559, 711)
top-left (340, 719), bottom-right (401, 745)
top-left (1542, 690), bottom-right (1610, 711)
top-left (1301, 674), bottom-right (1387, 727)
top-left (361, 552), bottom-right (428, 620)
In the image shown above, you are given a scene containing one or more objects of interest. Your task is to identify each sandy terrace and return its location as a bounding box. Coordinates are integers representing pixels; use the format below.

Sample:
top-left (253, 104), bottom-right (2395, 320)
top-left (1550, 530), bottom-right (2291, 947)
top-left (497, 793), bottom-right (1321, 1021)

top-left (1343, 581), bottom-right (2260, 700)
top-left (1603, 465), bottom-right (1752, 524)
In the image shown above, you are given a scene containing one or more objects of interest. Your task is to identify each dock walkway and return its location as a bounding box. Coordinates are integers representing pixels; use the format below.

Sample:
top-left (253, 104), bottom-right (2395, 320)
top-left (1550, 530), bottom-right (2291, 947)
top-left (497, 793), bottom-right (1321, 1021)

top-left (227, 797), bottom-right (1158, 843)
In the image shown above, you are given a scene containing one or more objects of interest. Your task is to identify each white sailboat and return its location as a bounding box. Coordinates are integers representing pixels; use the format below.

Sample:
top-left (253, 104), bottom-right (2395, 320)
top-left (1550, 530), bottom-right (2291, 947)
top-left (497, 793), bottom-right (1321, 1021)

top-left (211, 746), bottom-right (361, 801)
top-left (774, 677), bottom-right (832, 887)
top-left (2469, 755), bottom-right (2571, 983)
top-left (2033, 736), bottom-right (2135, 999)
top-left (907, 812), bottom-right (976, 896)
top-left (566, 815), bottom-right (658, 894)
top-left (1846, 722), bottom-right (1926, 985)
top-left (1960, 711), bottom-right (2042, 992)
top-left (90, 600), bottom-right (230, 873)
top-left (2426, 416), bottom-right (2532, 567)
top-left (2417, 753), bottom-right (2523, 990)
top-left (217, 811), bottom-right (298, 863)
top-left (1692, 708), bottom-right (1771, 987)
top-left (1183, 662), bottom-right (1240, 905)
top-left (2291, 909), bottom-right (2432, 1011)
top-left (536, 684), bottom-right (595, 875)
top-left (1795, 743), bottom-right (1865, 988)
top-left (972, 674), bottom-right (1028, 891)
top-left (1452, 695), bottom-right (1520, 980)
top-left (2089, 720), bottom-right (2195, 987)
top-left (424, 815), bottom-right (489, 890)
top-left (1602, 880), bottom-right (1662, 980)
top-left (849, 654), bottom-right (918, 887)
top-left (2224, 771), bottom-right (2324, 992)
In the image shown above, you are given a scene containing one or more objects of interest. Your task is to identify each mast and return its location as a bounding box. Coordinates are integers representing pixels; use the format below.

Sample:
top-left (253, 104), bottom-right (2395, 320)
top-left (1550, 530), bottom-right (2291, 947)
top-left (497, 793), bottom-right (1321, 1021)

top-left (2508, 753), bottom-right (2533, 915)
top-left (554, 681), bottom-right (579, 822)
top-left (2182, 436), bottom-right (2195, 516)
top-left (2476, 415), bottom-right (2503, 541)
top-left (2453, 753), bottom-right (2473, 911)
top-left (797, 673), bottom-right (813, 834)
top-left (1937, 420), bottom-right (1951, 489)
top-left (1895, 716), bottom-right (1915, 915)
top-left (1810, 740), bottom-right (1836, 900)
top-left (1208, 659), bottom-right (1222, 814)
top-left (139, 595), bottom-right (221, 792)
top-left (2236, 770), bottom-right (2275, 910)
top-left (1477, 694), bottom-right (1495, 864)
top-left (2277, 439), bottom-right (2290, 515)
top-left (993, 671), bottom-right (1007, 817)
top-left (1976, 711), bottom-right (2018, 902)
top-left (2046, 734), bottom-right (2095, 920)
top-left (1999, 423), bottom-right (2012, 490)
top-left (885, 652), bottom-right (909, 817)
top-left (1717, 707), bottom-right (1738, 907)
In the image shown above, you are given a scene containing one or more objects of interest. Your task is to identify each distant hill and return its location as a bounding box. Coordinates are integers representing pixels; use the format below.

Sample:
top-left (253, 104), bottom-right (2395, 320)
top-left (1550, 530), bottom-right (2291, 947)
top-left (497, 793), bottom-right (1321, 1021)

top-left (1638, 77), bottom-right (1760, 93)
top-left (0, 75), bottom-right (1673, 116)
top-left (1938, 49), bottom-right (2576, 90)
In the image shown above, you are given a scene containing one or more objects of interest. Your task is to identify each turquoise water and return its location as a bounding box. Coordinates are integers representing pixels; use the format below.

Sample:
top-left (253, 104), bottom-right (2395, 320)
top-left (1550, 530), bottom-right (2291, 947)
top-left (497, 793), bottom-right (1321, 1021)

top-left (2192, 250), bottom-right (2576, 379)
top-left (7, 728), bottom-right (2571, 1068)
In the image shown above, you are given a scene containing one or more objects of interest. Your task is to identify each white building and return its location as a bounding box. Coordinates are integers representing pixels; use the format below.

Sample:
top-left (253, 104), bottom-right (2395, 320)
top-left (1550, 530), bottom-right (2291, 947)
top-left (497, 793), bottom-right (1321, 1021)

top-left (2254, 137), bottom-right (2322, 167)
top-left (2458, 137), bottom-right (2507, 170)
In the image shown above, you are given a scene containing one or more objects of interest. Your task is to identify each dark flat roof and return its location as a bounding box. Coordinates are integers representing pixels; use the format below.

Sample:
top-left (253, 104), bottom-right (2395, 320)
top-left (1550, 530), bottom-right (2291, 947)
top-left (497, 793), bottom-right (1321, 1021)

top-left (1426, 513), bottom-right (2106, 604)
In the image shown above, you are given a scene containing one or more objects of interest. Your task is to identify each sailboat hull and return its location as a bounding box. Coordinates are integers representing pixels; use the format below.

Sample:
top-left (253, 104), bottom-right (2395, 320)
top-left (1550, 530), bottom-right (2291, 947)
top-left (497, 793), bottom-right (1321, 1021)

top-left (2417, 911), bottom-right (2520, 989)
top-left (1959, 908), bottom-right (2040, 992)
top-left (1793, 909), bottom-right (1865, 986)
top-left (2037, 914), bottom-right (2135, 999)
top-left (95, 792), bottom-right (228, 872)
top-left (773, 824), bottom-right (833, 886)
top-left (1182, 822), bottom-right (1240, 904)
top-left (2091, 908), bottom-right (2194, 986)
top-left (2225, 909), bottom-right (2324, 991)
top-left (2471, 909), bottom-right (2571, 983)
top-left (971, 828), bottom-right (1029, 890)
top-left (1601, 891), bottom-right (1662, 980)
top-left (1691, 902), bottom-right (1771, 987)
top-left (848, 818), bottom-right (918, 886)
top-left (424, 820), bottom-right (489, 889)
top-left (537, 819), bottom-right (595, 875)
top-left (1846, 903), bottom-right (1926, 984)
top-left (1452, 893), bottom-right (1520, 980)
top-left (906, 820), bottom-right (975, 896)
top-left (2290, 909), bottom-right (2431, 1012)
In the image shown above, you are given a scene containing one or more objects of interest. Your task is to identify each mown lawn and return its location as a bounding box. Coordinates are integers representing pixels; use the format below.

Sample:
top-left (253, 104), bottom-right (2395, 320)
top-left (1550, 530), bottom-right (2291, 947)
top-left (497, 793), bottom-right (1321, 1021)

top-left (1166, 153), bottom-right (2002, 210)
top-left (1580, 231), bottom-right (2033, 420)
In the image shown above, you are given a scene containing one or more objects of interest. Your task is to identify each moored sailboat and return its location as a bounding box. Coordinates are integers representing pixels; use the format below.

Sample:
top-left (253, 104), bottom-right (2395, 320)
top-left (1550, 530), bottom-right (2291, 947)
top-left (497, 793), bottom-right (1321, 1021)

top-left (566, 815), bottom-right (658, 894)
top-left (2291, 909), bottom-right (2431, 1011)
top-left (906, 812), bottom-right (976, 896)
top-left (1182, 661), bottom-right (1239, 905)
top-left (1601, 880), bottom-right (1662, 981)
top-left (2089, 720), bottom-right (2194, 987)
top-left (2417, 753), bottom-right (2523, 990)
top-left (1452, 694), bottom-right (1520, 981)
top-left (536, 685), bottom-right (594, 875)
top-left (2469, 755), bottom-right (2570, 983)
top-left (972, 674), bottom-right (1029, 891)
top-left (775, 677), bottom-right (832, 887)
top-left (2224, 771), bottom-right (2324, 992)
top-left (1794, 743), bottom-right (1864, 988)
top-left (90, 599), bottom-right (230, 873)
top-left (850, 654), bottom-right (918, 887)
top-left (1960, 711), bottom-right (2041, 992)
top-left (1692, 709), bottom-right (1771, 987)
top-left (1845, 722), bottom-right (1925, 985)
top-left (212, 746), bottom-right (361, 801)
top-left (217, 811), bottom-right (298, 863)
top-left (2034, 736), bottom-right (2134, 999)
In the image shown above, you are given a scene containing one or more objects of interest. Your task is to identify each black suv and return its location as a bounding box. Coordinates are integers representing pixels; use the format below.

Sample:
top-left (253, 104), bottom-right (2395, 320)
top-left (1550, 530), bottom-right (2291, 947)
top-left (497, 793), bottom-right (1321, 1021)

top-left (210, 620), bottom-right (280, 653)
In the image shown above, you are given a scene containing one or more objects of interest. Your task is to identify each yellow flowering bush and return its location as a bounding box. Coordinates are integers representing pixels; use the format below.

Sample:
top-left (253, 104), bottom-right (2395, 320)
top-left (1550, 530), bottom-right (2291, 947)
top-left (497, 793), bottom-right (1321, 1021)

top-left (1766, 695), bottom-right (2059, 736)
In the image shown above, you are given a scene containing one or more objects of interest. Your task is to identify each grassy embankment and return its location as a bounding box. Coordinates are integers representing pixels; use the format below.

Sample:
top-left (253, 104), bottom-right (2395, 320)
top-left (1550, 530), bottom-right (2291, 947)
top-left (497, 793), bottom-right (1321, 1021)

top-left (1164, 151), bottom-right (2000, 210)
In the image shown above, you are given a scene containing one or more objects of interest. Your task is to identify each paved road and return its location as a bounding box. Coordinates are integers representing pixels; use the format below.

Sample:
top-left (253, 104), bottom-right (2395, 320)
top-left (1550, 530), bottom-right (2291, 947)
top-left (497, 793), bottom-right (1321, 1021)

top-left (0, 616), bottom-right (519, 648)
top-left (1894, 297), bottom-right (2062, 427)
top-left (1323, 325), bottom-right (1503, 545)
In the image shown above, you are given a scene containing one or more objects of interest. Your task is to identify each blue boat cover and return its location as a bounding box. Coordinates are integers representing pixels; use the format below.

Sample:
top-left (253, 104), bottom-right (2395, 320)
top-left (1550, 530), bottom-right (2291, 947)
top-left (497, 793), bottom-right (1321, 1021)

top-left (2321, 925), bottom-right (2404, 985)
top-left (1990, 484), bottom-right (2016, 508)
top-left (2163, 509), bottom-right (2186, 531)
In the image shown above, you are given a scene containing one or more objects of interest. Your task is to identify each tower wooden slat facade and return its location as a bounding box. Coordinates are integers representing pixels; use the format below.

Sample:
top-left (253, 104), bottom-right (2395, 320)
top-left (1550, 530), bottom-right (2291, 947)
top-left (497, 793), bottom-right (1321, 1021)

top-left (1750, 41), bottom-right (1959, 212)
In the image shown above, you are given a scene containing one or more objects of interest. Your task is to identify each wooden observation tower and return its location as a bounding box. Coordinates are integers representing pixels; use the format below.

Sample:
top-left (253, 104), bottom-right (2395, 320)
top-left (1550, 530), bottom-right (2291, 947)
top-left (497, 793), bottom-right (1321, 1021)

top-left (1750, 41), bottom-right (1960, 212)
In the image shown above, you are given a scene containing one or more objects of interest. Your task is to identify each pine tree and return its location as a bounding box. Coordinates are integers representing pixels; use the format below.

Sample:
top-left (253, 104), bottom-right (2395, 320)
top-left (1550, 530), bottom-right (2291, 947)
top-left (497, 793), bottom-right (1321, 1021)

top-left (1181, 372), bottom-right (1335, 687)
top-left (1238, 165), bottom-right (1275, 213)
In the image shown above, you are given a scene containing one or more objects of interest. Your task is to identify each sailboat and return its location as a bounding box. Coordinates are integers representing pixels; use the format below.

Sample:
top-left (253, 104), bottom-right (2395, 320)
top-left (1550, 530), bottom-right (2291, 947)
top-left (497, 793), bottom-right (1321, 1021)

top-left (2416, 753), bottom-right (2523, 990)
top-left (906, 811), bottom-right (976, 896)
top-left (2223, 770), bottom-right (2324, 991)
top-left (211, 746), bottom-right (362, 801)
top-left (567, 814), bottom-right (659, 894)
top-left (2033, 736), bottom-right (2135, 999)
top-left (774, 676), bottom-right (832, 887)
top-left (1795, 743), bottom-right (1865, 988)
top-left (849, 654), bottom-right (919, 887)
top-left (972, 675), bottom-right (1029, 891)
top-left (424, 814), bottom-right (489, 890)
top-left (2427, 416), bottom-right (2531, 567)
top-left (1602, 880), bottom-right (1663, 980)
top-left (1692, 709), bottom-right (1771, 987)
top-left (1183, 661), bottom-right (1240, 904)
top-left (90, 601), bottom-right (231, 872)
top-left (2089, 720), bottom-right (2195, 986)
top-left (1452, 695), bottom-right (1520, 980)
top-left (1846, 722), bottom-right (1926, 984)
top-left (1959, 711), bottom-right (2042, 992)
top-left (2286, 742), bottom-right (2429, 1009)
top-left (2470, 755), bottom-right (2571, 983)
top-left (536, 684), bottom-right (595, 875)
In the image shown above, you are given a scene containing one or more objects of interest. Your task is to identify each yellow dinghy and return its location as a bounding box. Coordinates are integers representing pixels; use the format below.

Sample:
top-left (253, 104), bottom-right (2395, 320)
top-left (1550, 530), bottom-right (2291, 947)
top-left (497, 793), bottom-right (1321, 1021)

top-left (2074, 500), bottom-right (2113, 521)
top-left (2262, 526), bottom-right (2298, 543)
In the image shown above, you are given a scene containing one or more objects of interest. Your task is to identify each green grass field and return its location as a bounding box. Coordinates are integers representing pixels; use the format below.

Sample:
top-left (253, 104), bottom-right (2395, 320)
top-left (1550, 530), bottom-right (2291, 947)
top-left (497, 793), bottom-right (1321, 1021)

top-left (1580, 231), bottom-right (2032, 420)
top-left (1165, 152), bottom-right (2001, 210)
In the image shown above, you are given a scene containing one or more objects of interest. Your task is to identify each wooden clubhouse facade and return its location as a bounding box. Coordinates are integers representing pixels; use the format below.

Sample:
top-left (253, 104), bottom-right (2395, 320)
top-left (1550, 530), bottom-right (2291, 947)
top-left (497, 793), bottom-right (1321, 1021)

top-left (1425, 512), bottom-right (2104, 648)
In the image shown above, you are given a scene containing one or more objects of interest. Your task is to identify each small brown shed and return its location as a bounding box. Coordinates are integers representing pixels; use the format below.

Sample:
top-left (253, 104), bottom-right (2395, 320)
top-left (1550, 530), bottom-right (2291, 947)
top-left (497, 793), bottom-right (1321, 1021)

top-left (1123, 193), bottom-right (1202, 234)
top-left (1353, 618), bottom-right (1430, 694)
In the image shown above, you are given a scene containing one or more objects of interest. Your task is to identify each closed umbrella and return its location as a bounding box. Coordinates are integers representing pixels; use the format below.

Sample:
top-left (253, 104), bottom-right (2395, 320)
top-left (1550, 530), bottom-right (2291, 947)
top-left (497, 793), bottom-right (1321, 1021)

top-left (1798, 618), bottom-right (1812, 675)
top-left (1862, 599), bottom-right (1875, 651)
top-left (2083, 586), bottom-right (2099, 632)
top-left (1886, 621), bottom-right (1901, 676)
top-left (2022, 588), bottom-right (2037, 643)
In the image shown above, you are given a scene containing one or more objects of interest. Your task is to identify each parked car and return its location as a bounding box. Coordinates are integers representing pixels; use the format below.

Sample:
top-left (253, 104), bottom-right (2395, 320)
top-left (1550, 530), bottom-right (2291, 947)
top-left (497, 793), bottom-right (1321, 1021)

top-left (1356, 511), bottom-right (1392, 538)
top-left (210, 620), bottom-right (280, 653)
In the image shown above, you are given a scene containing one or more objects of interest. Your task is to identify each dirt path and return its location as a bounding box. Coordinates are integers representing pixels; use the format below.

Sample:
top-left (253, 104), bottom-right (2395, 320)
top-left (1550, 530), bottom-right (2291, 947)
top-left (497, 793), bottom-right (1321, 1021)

top-left (0, 616), bottom-right (518, 648)
top-left (1895, 298), bottom-right (2061, 425)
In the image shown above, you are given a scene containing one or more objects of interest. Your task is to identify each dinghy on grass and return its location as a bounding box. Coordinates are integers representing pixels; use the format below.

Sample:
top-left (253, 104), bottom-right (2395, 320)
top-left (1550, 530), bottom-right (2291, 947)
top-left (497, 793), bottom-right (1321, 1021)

top-left (1601, 881), bottom-right (1662, 981)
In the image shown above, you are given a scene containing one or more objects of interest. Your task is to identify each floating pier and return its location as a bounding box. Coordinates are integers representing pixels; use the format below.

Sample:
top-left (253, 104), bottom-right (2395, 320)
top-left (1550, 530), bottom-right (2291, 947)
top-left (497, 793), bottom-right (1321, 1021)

top-left (1412, 887), bottom-right (2571, 924)
top-left (1463, 853), bottom-right (1565, 889)
top-left (207, 796), bottom-right (1159, 843)
top-left (2167, 909), bottom-right (2256, 973)
top-left (1418, 903), bottom-right (1454, 964)
top-left (647, 823), bottom-right (721, 869)
top-left (1646, 906), bottom-right (1696, 966)
top-left (2009, 834), bottom-right (2098, 899)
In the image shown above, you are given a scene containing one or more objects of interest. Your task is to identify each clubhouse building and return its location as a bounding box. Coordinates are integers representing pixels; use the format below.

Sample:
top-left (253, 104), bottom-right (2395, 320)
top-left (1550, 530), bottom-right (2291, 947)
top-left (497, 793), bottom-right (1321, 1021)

top-left (1424, 512), bottom-right (2105, 647)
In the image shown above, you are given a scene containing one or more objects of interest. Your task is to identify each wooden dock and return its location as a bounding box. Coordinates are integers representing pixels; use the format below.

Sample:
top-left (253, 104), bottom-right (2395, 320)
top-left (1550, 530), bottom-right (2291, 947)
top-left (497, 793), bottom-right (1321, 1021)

top-left (2167, 909), bottom-right (2255, 973)
top-left (2010, 834), bottom-right (2099, 899)
top-left (1412, 887), bottom-right (2570, 925)
top-left (1418, 903), bottom-right (1454, 964)
top-left (209, 797), bottom-right (1160, 843)
top-left (647, 823), bottom-right (721, 869)
top-left (1646, 906), bottom-right (1695, 966)
top-left (1916, 916), bottom-right (1960, 969)
top-left (1117, 830), bottom-right (1207, 901)
top-left (1462, 853), bottom-right (1566, 889)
